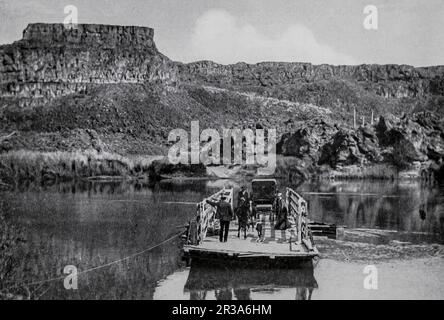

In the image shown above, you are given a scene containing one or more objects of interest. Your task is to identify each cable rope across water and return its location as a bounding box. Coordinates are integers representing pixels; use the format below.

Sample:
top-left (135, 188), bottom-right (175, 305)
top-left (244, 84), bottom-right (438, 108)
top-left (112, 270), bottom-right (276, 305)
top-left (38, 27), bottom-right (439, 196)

top-left (3, 230), bottom-right (184, 291)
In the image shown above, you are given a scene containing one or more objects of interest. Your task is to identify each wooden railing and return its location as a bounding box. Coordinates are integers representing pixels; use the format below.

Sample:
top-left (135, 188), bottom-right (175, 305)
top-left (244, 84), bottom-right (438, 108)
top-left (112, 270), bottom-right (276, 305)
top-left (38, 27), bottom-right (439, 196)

top-left (187, 188), bottom-right (234, 245)
top-left (285, 187), bottom-right (312, 250)
top-left (187, 186), bottom-right (313, 251)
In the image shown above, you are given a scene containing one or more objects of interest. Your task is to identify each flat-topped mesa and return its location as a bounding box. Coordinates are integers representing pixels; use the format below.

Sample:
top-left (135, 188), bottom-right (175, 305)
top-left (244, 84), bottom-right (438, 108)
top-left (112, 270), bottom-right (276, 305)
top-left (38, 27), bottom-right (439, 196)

top-left (0, 23), bottom-right (178, 106)
top-left (22, 23), bottom-right (156, 48)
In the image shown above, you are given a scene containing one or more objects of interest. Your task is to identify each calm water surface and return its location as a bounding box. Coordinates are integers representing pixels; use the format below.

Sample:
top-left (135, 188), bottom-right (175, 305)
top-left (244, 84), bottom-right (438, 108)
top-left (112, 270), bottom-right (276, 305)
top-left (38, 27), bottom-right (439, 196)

top-left (1, 179), bottom-right (443, 299)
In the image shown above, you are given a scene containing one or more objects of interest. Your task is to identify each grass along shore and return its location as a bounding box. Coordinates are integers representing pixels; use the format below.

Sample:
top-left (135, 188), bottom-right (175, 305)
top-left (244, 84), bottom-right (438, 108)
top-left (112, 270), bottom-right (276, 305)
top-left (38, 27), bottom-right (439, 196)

top-left (0, 150), bottom-right (164, 184)
top-left (0, 150), bottom-right (436, 186)
top-left (0, 150), bottom-right (208, 185)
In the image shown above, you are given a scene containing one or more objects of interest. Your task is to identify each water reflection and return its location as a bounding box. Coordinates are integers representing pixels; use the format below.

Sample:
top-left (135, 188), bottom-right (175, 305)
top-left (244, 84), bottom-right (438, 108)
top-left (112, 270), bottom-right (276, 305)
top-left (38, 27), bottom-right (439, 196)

top-left (184, 264), bottom-right (317, 300)
top-left (291, 180), bottom-right (444, 244)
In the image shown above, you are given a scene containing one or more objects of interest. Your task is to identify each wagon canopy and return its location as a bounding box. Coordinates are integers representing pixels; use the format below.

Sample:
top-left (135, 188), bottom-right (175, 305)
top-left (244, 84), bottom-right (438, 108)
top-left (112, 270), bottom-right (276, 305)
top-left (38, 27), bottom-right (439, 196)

top-left (251, 179), bottom-right (277, 204)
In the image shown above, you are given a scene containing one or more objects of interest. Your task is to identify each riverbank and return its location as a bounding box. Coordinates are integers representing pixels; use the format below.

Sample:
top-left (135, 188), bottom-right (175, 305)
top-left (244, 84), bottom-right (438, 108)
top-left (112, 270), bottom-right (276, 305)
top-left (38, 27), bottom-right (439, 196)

top-left (0, 150), bottom-right (210, 185)
top-left (0, 150), bottom-right (163, 184)
top-left (0, 149), bottom-right (439, 186)
top-left (316, 163), bottom-right (420, 180)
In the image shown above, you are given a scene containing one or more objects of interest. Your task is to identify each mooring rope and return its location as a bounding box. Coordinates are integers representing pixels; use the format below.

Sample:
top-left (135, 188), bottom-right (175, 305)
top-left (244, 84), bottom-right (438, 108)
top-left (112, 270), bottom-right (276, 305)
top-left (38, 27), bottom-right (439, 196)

top-left (2, 230), bottom-right (184, 291)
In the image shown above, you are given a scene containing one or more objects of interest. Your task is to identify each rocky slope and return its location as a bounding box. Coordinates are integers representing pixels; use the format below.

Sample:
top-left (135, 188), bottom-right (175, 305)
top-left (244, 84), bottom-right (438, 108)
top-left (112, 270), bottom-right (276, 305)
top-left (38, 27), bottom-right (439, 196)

top-left (0, 23), bottom-right (443, 180)
top-left (179, 61), bottom-right (444, 122)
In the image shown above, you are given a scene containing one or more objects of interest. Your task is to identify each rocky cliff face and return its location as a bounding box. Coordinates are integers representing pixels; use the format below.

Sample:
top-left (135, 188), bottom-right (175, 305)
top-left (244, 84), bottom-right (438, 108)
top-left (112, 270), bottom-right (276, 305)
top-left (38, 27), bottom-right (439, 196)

top-left (2, 23), bottom-right (444, 112)
top-left (0, 23), bottom-right (178, 107)
top-left (179, 61), bottom-right (444, 123)
top-left (179, 60), bottom-right (444, 98)
top-left (277, 112), bottom-right (444, 180)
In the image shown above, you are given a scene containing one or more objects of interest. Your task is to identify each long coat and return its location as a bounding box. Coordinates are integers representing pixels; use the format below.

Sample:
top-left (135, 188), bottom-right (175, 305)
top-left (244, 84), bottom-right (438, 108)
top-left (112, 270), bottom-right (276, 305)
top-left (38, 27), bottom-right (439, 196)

top-left (207, 200), bottom-right (234, 222)
top-left (236, 199), bottom-right (249, 228)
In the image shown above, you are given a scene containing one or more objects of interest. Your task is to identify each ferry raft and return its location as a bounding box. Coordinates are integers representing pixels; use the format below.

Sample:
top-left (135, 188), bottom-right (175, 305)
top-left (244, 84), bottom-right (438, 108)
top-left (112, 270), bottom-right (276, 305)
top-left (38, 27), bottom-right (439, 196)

top-left (183, 180), bottom-right (325, 265)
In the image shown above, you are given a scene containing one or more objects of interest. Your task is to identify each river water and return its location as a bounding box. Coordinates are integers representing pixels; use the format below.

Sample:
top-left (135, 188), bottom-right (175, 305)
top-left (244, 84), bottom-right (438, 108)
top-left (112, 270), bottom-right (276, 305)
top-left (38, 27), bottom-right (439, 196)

top-left (1, 179), bottom-right (443, 299)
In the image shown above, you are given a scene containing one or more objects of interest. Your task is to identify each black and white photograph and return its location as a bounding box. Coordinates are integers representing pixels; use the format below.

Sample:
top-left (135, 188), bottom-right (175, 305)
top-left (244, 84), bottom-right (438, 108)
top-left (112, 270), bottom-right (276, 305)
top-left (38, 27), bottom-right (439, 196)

top-left (0, 0), bottom-right (444, 305)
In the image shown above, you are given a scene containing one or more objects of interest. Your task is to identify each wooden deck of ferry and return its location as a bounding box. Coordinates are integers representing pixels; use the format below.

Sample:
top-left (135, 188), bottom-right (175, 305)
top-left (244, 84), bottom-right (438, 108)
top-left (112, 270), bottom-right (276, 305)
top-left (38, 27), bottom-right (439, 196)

top-left (184, 224), bottom-right (318, 260)
top-left (183, 186), bottom-right (319, 263)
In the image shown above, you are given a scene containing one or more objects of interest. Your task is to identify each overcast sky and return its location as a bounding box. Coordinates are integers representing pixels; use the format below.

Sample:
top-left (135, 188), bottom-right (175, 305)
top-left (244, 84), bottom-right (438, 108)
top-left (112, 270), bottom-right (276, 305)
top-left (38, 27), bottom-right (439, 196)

top-left (0, 0), bottom-right (443, 66)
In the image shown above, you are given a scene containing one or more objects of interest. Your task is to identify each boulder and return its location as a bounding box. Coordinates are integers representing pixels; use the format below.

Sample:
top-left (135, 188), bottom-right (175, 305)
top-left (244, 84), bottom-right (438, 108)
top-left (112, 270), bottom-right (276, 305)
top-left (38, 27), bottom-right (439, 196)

top-left (277, 111), bottom-right (444, 179)
top-left (376, 112), bottom-right (444, 168)
top-left (318, 127), bottom-right (382, 168)
top-left (276, 118), bottom-right (338, 162)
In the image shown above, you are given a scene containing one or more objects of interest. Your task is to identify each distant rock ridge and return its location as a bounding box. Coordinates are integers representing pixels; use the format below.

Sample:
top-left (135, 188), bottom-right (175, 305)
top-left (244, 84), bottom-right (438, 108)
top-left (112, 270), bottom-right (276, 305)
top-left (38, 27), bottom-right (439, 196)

top-left (0, 23), bottom-right (178, 107)
top-left (1, 23), bottom-right (444, 110)
top-left (178, 60), bottom-right (444, 98)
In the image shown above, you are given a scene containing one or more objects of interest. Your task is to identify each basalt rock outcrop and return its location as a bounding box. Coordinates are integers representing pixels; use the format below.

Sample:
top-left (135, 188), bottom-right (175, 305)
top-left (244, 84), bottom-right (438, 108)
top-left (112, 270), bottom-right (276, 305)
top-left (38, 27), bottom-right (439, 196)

top-left (277, 118), bottom-right (338, 162)
top-left (277, 112), bottom-right (444, 180)
top-left (0, 23), bottom-right (178, 107)
top-left (376, 113), bottom-right (444, 168)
